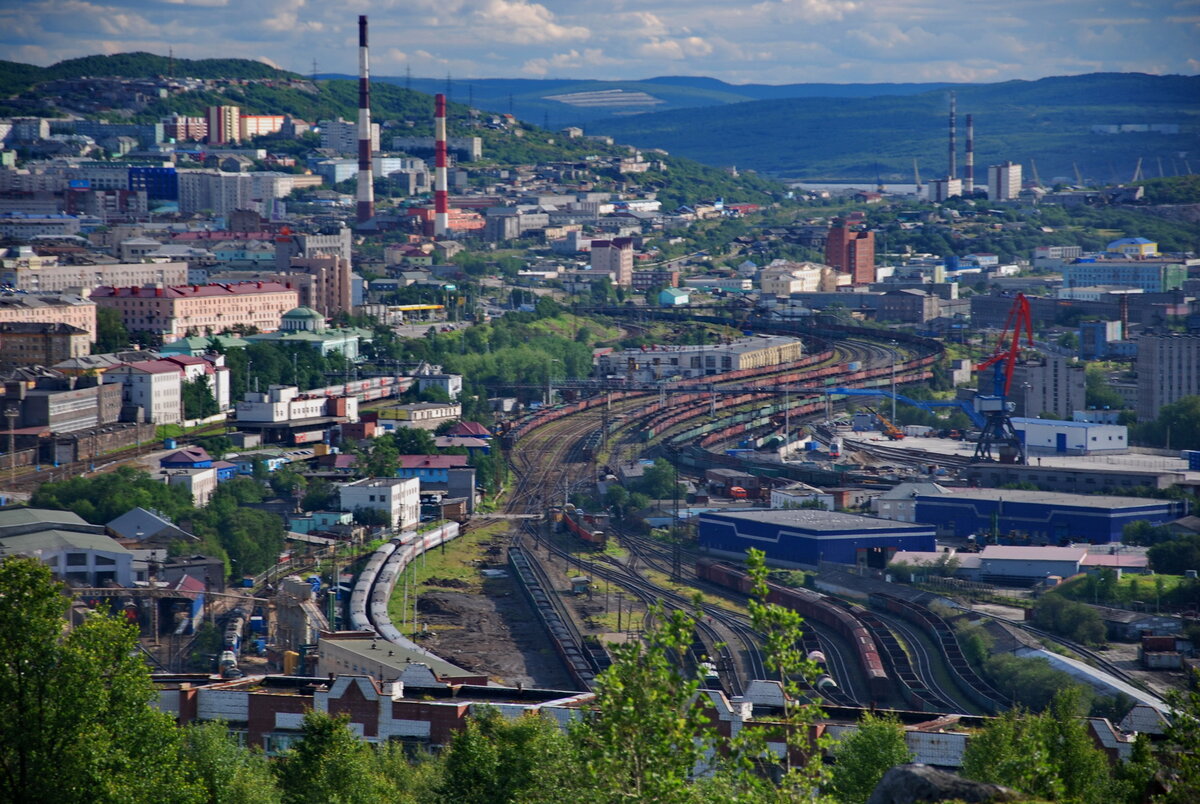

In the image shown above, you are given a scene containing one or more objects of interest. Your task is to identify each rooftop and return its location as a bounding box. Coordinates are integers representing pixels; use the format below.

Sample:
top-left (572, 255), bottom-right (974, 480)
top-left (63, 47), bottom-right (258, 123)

top-left (92, 281), bottom-right (294, 299)
top-left (700, 508), bottom-right (933, 534)
top-left (917, 488), bottom-right (1172, 510)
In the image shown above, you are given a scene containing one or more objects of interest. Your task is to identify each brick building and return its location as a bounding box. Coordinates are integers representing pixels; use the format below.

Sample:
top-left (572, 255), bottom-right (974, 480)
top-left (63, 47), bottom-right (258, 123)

top-left (824, 219), bottom-right (875, 285)
top-left (0, 322), bottom-right (90, 368)
top-left (591, 238), bottom-right (634, 288)
top-left (91, 282), bottom-right (298, 343)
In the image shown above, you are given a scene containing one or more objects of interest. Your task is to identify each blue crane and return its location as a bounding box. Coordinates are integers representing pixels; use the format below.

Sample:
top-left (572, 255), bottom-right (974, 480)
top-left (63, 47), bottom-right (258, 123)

top-left (823, 387), bottom-right (987, 428)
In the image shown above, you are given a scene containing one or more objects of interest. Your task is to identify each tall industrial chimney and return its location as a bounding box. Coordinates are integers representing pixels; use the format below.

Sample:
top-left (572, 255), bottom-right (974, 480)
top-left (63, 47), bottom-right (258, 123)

top-left (964, 113), bottom-right (975, 194)
top-left (434, 93), bottom-right (449, 237)
top-left (356, 14), bottom-right (374, 224)
top-left (948, 92), bottom-right (957, 180)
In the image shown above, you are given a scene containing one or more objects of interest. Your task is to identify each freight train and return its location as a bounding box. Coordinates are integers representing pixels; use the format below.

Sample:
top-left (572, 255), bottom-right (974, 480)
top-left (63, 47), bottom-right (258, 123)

top-left (348, 522), bottom-right (461, 659)
top-left (561, 508), bottom-right (607, 548)
top-left (696, 559), bottom-right (889, 700)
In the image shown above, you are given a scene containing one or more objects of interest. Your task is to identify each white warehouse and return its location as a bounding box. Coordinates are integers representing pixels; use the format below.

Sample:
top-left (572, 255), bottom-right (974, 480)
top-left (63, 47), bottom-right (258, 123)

top-left (1012, 418), bottom-right (1127, 455)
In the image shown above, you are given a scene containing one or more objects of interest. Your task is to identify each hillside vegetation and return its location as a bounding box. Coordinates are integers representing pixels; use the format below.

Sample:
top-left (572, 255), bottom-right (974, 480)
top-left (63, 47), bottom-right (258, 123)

top-left (590, 73), bottom-right (1200, 182)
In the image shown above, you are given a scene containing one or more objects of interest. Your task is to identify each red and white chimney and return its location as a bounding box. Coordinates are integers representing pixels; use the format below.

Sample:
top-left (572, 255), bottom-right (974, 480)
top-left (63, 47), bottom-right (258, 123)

top-left (434, 93), bottom-right (449, 237)
top-left (356, 14), bottom-right (375, 224)
top-left (964, 113), bottom-right (975, 195)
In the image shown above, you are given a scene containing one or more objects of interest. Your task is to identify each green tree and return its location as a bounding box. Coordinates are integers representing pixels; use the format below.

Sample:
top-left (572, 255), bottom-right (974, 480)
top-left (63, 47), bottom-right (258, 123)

top-left (182, 376), bottom-right (221, 420)
top-left (1135, 395), bottom-right (1200, 450)
top-left (1148, 534), bottom-right (1200, 575)
top-left (180, 720), bottom-right (281, 804)
top-left (828, 712), bottom-right (913, 804)
top-left (570, 602), bottom-right (713, 803)
top-left (436, 707), bottom-right (578, 804)
top-left (1158, 671), bottom-right (1200, 803)
top-left (31, 464), bottom-right (194, 524)
top-left (636, 457), bottom-right (685, 500)
top-left (276, 711), bottom-right (392, 804)
top-left (962, 688), bottom-right (1110, 803)
top-left (0, 557), bottom-right (197, 803)
top-left (94, 306), bottom-right (130, 353)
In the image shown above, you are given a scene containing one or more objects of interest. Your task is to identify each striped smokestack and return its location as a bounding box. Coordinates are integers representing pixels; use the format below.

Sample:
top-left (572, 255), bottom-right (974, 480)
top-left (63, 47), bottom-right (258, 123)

top-left (434, 93), bottom-right (449, 237)
top-left (948, 91), bottom-right (957, 180)
top-left (356, 14), bottom-right (374, 224)
top-left (965, 113), bottom-right (975, 194)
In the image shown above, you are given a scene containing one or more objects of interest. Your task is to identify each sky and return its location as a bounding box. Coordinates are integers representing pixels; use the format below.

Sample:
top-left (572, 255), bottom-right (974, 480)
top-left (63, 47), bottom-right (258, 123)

top-left (2, 0), bottom-right (1198, 84)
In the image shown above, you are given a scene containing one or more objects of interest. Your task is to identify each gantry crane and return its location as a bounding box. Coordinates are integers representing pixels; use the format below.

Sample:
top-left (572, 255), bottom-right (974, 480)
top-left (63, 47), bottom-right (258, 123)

top-left (973, 293), bottom-right (1033, 464)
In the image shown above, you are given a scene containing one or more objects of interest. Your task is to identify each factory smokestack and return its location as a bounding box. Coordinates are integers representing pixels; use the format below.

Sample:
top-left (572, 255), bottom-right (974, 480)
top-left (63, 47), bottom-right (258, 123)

top-left (434, 93), bottom-right (449, 237)
top-left (356, 14), bottom-right (374, 224)
top-left (948, 91), bottom-right (957, 180)
top-left (965, 113), bottom-right (975, 195)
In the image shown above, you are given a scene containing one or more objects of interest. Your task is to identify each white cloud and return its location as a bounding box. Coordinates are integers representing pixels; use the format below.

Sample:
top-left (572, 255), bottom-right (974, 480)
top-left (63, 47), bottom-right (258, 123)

top-left (473, 0), bottom-right (589, 44)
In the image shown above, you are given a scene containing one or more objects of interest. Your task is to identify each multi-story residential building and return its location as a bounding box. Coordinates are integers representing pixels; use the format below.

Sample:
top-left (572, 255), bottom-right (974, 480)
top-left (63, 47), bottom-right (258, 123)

top-left (205, 105), bottom-right (241, 145)
top-left (0, 292), bottom-right (96, 340)
top-left (318, 118), bottom-right (380, 155)
top-left (1063, 259), bottom-right (1188, 293)
top-left (91, 282), bottom-right (298, 343)
top-left (824, 219), bottom-right (875, 285)
top-left (1009, 354), bottom-right (1086, 419)
top-left (0, 213), bottom-right (81, 239)
top-left (177, 170), bottom-right (300, 216)
top-left (239, 115), bottom-right (285, 140)
top-left (759, 261), bottom-right (824, 296)
top-left (161, 114), bottom-right (208, 142)
top-left (0, 322), bottom-right (90, 368)
top-left (391, 135), bottom-right (482, 162)
top-left (631, 269), bottom-right (680, 292)
top-left (987, 162), bottom-right (1022, 201)
top-left (0, 251), bottom-right (188, 293)
top-left (103, 359), bottom-right (183, 423)
top-left (339, 477), bottom-right (420, 530)
top-left (1136, 333), bottom-right (1200, 422)
top-left (596, 335), bottom-right (804, 381)
top-left (929, 177), bottom-right (963, 202)
top-left (591, 238), bottom-right (634, 287)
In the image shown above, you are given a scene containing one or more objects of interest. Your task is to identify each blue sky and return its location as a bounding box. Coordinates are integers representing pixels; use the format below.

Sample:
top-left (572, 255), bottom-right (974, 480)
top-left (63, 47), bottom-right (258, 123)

top-left (2, 0), bottom-right (1198, 83)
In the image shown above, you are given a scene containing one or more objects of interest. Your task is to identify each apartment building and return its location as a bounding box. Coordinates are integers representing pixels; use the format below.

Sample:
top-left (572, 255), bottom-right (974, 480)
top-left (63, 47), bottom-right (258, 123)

top-left (759, 261), bottom-right (825, 296)
top-left (205, 105), bottom-right (241, 145)
top-left (91, 282), bottom-right (298, 343)
top-left (177, 170), bottom-right (302, 216)
top-left (987, 162), bottom-right (1022, 201)
top-left (824, 219), bottom-right (875, 285)
top-left (1010, 354), bottom-right (1086, 419)
top-left (1137, 333), bottom-right (1200, 422)
top-left (0, 322), bottom-right (90, 368)
top-left (318, 118), bottom-right (380, 155)
top-left (102, 359), bottom-right (183, 423)
top-left (591, 238), bottom-right (634, 288)
top-left (0, 252), bottom-right (188, 293)
top-left (0, 292), bottom-right (97, 341)
top-left (339, 477), bottom-right (420, 530)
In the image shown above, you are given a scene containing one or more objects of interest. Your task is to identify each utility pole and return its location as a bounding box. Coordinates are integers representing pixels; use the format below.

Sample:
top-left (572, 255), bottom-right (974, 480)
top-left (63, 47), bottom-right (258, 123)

top-left (889, 341), bottom-right (898, 423)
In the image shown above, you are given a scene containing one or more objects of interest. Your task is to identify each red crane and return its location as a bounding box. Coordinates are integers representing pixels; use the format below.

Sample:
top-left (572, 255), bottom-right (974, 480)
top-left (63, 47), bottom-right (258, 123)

top-left (972, 293), bottom-right (1033, 463)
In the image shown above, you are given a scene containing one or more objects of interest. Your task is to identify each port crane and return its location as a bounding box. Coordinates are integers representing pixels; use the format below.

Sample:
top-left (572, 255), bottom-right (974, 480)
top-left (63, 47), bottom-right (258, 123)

top-left (972, 293), bottom-right (1033, 464)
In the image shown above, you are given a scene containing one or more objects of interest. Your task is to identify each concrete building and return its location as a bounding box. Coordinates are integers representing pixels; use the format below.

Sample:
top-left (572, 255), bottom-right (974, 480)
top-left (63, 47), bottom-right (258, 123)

top-left (391, 135), bottom-right (482, 162)
top-left (987, 162), bottom-right (1021, 201)
top-left (239, 115), bottom-right (285, 140)
top-left (205, 105), bottom-right (241, 146)
top-left (103, 359), bottom-right (183, 423)
top-left (595, 335), bottom-right (804, 381)
top-left (759, 260), bottom-right (825, 296)
top-left (591, 238), bottom-right (634, 288)
top-left (0, 212), bottom-right (81, 239)
top-left (91, 282), bottom-right (298, 343)
top-left (878, 289), bottom-right (940, 323)
top-left (1063, 259), bottom-right (1187, 293)
top-left (929, 177), bottom-right (963, 202)
top-left (160, 466), bottom-right (218, 506)
top-left (1136, 333), bottom-right (1200, 421)
top-left (698, 508), bottom-right (935, 568)
top-left (871, 482), bottom-right (955, 523)
top-left (339, 477), bottom-right (420, 530)
top-left (0, 292), bottom-right (97, 341)
top-left (0, 322), bottom-right (90, 368)
top-left (378, 402), bottom-right (461, 428)
top-left (962, 463), bottom-right (1186, 494)
top-left (319, 118), bottom-right (380, 155)
top-left (0, 507), bottom-right (133, 587)
top-left (914, 488), bottom-right (1178, 543)
top-left (177, 171), bottom-right (304, 217)
top-left (825, 219), bottom-right (875, 285)
top-left (1011, 418), bottom-right (1128, 455)
top-left (236, 384), bottom-right (358, 425)
top-left (1, 374), bottom-right (122, 432)
top-left (1009, 354), bottom-right (1085, 419)
top-left (0, 252), bottom-right (188, 293)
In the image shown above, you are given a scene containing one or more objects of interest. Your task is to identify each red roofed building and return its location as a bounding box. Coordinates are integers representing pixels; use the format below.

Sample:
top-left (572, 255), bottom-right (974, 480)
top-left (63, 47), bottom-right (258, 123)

top-left (91, 282), bottom-right (299, 343)
top-left (443, 421), bottom-right (491, 439)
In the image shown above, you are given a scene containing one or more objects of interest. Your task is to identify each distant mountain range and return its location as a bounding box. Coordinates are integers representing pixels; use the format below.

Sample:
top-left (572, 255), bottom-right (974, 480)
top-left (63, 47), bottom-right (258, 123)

top-left (318, 73), bottom-right (961, 126)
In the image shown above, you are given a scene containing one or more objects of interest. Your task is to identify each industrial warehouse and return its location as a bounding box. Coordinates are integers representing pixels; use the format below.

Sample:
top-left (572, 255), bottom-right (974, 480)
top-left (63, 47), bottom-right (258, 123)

top-left (697, 509), bottom-right (936, 568)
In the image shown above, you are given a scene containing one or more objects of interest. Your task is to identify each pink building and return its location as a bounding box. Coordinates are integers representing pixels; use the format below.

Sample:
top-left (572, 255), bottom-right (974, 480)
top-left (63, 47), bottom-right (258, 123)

top-left (591, 238), bottom-right (634, 288)
top-left (92, 282), bottom-right (299, 343)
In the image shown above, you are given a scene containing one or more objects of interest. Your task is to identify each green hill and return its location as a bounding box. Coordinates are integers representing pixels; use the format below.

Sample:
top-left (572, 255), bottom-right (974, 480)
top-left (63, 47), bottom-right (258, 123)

top-left (588, 73), bottom-right (1200, 183)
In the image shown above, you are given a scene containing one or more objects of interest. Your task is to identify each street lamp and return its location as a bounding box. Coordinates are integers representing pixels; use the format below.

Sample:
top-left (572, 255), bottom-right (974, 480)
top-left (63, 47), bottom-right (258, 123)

top-left (888, 340), bottom-right (898, 423)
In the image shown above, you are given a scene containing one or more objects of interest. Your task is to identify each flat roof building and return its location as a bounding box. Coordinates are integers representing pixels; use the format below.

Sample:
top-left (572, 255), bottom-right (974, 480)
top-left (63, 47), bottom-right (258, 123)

top-left (698, 508), bottom-right (935, 569)
top-left (914, 489), bottom-right (1179, 544)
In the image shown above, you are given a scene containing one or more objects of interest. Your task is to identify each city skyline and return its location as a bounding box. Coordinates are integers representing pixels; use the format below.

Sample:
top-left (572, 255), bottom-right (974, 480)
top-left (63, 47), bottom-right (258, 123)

top-left (2, 0), bottom-right (1198, 85)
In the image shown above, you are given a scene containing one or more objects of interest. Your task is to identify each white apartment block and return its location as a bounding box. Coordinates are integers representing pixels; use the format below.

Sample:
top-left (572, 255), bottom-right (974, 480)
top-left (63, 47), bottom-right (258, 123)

top-left (177, 171), bottom-right (298, 216)
top-left (339, 477), bottom-right (420, 530)
top-left (103, 360), bottom-right (183, 424)
top-left (1137, 334), bottom-right (1200, 422)
top-left (319, 118), bottom-right (380, 155)
top-left (987, 162), bottom-right (1022, 201)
